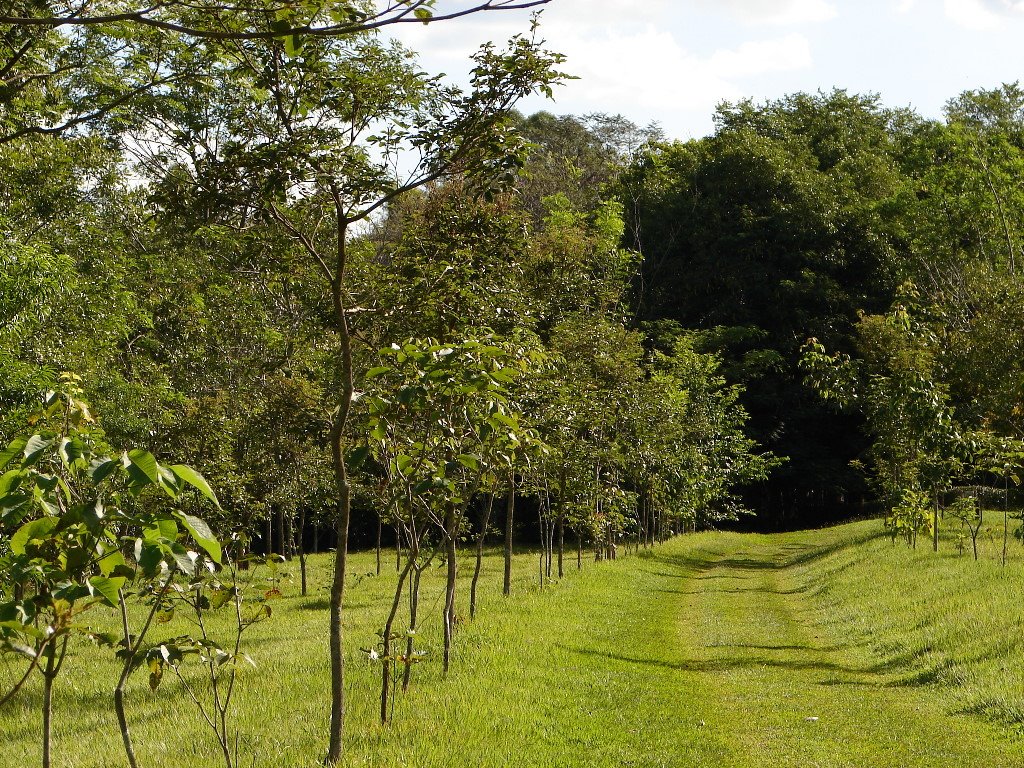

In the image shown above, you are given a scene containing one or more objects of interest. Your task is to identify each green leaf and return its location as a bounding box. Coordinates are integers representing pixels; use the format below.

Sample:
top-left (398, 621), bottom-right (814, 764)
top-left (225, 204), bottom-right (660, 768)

top-left (0, 469), bottom-right (22, 496)
top-left (136, 541), bottom-right (163, 576)
top-left (168, 543), bottom-right (197, 576)
top-left (457, 454), bottom-right (480, 471)
top-left (284, 33), bottom-right (303, 57)
top-left (148, 655), bottom-right (164, 690)
top-left (348, 445), bottom-right (370, 468)
top-left (88, 576), bottom-right (126, 607)
top-left (144, 518), bottom-right (179, 542)
top-left (175, 513), bottom-right (222, 564)
top-left (59, 437), bottom-right (86, 466)
top-left (22, 435), bottom-right (51, 467)
top-left (125, 449), bottom-right (161, 487)
top-left (97, 550), bottom-right (126, 577)
top-left (169, 465), bottom-right (220, 506)
top-left (0, 437), bottom-right (27, 470)
top-left (10, 517), bottom-right (58, 555)
top-left (87, 458), bottom-right (119, 484)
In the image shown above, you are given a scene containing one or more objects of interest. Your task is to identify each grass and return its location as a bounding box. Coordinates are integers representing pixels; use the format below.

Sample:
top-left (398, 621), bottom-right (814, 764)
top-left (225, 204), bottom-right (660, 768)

top-left (2, 521), bottom-right (1024, 766)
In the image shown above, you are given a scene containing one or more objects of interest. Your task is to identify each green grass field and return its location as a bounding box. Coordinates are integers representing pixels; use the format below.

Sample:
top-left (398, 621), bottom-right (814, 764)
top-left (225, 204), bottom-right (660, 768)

top-left (3, 520), bottom-right (1024, 767)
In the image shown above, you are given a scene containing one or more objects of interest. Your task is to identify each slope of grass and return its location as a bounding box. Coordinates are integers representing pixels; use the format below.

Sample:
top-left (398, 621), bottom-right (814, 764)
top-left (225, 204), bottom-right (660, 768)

top-left (1, 522), bottom-right (1023, 767)
top-left (794, 518), bottom-right (1024, 728)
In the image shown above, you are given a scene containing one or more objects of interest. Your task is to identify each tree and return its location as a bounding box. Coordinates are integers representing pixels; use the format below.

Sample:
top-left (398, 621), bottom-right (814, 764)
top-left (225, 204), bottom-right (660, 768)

top-left (623, 90), bottom-right (920, 527)
top-left (129, 19), bottom-right (564, 761)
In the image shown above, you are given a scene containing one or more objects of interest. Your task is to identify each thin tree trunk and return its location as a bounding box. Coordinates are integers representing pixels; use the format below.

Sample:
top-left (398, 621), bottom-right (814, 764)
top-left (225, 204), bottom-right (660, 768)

top-left (376, 515), bottom-right (382, 576)
top-left (380, 556), bottom-right (414, 724)
top-left (326, 219), bottom-right (355, 766)
top-left (443, 508), bottom-right (458, 674)
top-left (276, 504), bottom-right (287, 561)
top-left (503, 476), bottom-right (515, 596)
top-left (41, 637), bottom-right (67, 768)
top-left (298, 506), bottom-right (308, 597)
top-left (557, 514), bottom-right (564, 579)
top-left (471, 493), bottom-right (495, 619)
top-left (402, 563), bottom-right (422, 692)
top-left (114, 581), bottom-right (171, 768)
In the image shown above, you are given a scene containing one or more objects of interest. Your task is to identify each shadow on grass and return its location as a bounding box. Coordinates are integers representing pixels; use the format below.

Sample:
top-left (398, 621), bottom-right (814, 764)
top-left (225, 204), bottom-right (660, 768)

top-left (561, 645), bottom-right (874, 678)
top-left (646, 528), bottom-right (883, 579)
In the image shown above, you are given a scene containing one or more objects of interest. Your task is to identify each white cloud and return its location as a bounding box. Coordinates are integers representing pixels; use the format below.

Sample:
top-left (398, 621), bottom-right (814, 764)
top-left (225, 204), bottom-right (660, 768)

top-left (943, 0), bottom-right (1024, 28)
top-left (978, 0), bottom-right (1024, 13)
top-left (692, 0), bottom-right (838, 25)
top-left (387, 3), bottom-right (817, 139)
top-left (708, 34), bottom-right (812, 78)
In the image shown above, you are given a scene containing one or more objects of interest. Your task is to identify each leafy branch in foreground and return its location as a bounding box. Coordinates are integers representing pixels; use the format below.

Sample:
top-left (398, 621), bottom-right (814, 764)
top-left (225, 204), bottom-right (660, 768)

top-left (0, 375), bottom-right (221, 768)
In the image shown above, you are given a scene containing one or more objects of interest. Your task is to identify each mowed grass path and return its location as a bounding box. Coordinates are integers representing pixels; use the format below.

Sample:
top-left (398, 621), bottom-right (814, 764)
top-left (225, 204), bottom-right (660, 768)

top-left (3, 525), bottom-right (1023, 766)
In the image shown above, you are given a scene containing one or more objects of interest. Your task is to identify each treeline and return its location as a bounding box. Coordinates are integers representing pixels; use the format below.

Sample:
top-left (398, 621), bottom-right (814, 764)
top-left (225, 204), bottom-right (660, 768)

top-left (625, 86), bottom-right (1024, 530)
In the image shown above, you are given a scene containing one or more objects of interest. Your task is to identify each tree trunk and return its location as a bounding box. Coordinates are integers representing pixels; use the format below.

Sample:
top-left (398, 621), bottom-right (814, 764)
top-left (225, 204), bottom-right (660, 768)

top-left (43, 657), bottom-right (54, 768)
top-left (402, 563), bottom-right (422, 692)
top-left (471, 493), bottom-right (495, 619)
top-left (503, 476), bottom-right (515, 596)
top-left (276, 504), bottom-right (287, 560)
top-left (376, 515), bottom-right (382, 576)
top-left (1003, 477), bottom-right (1010, 566)
top-left (326, 221), bottom-right (355, 766)
top-left (298, 506), bottom-right (308, 597)
top-left (41, 637), bottom-right (67, 768)
top-left (443, 508), bottom-right (458, 674)
top-left (557, 514), bottom-right (564, 579)
top-left (380, 556), bottom-right (414, 724)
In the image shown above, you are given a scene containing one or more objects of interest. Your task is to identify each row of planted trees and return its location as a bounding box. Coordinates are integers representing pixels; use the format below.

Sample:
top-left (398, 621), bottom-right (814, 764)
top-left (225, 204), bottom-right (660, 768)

top-left (0, 4), bottom-right (778, 765)
top-left (801, 292), bottom-right (1024, 558)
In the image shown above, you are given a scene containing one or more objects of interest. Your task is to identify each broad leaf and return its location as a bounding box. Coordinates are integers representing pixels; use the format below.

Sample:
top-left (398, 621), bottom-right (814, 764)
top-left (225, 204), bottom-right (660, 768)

top-left (169, 465), bottom-right (220, 506)
top-left (125, 449), bottom-right (161, 487)
top-left (175, 512), bottom-right (222, 564)
top-left (89, 576), bottom-right (126, 607)
top-left (10, 517), bottom-right (58, 555)
top-left (0, 437), bottom-right (27, 470)
top-left (22, 435), bottom-right (51, 467)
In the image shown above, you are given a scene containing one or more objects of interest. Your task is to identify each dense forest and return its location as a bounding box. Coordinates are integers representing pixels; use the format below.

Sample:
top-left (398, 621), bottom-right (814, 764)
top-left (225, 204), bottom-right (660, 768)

top-left (3, 1), bottom-right (1024, 765)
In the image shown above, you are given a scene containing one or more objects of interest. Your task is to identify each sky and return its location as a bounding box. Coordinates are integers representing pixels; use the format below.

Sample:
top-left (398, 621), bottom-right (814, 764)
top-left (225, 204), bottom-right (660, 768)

top-left (391, 0), bottom-right (1024, 140)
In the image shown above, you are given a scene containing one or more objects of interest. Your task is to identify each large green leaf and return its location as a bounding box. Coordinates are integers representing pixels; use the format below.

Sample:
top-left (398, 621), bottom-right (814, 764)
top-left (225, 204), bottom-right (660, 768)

top-left (58, 437), bottom-right (86, 467)
top-left (143, 518), bottom-right (179, 543)
top-left (124, 449), bottom-right (161, 488)
top-left (22, 435), bottom-right (51, 467)
top-left (0, 437), bottom-right (27, 470)
top-left (168, 542), bottom-right (197, 576)
top-left (97, 549), bottom-right (126, 577)
top-left (0, 469), bottom-right (22, 496)
top-left (175, 512), bottom-right (222, 564)
top-left (10, 517), bottom-right (58, 555)
top-left (88, 576), bottom-right (126, 607)
top-left (87, 457), bottom-right (119, 484)
top-left (169, 465), bottom-right (219, 506)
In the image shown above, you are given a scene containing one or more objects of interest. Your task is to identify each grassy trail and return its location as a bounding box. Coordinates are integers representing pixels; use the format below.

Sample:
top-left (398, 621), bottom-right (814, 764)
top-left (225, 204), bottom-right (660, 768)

top-left (658, 533), bottom-right (1020, 766)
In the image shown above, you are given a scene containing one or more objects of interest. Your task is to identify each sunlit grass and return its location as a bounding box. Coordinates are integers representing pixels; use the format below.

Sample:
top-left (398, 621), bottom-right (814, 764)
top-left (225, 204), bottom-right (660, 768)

top-left (3, 519), bottom-right (1024, 767)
